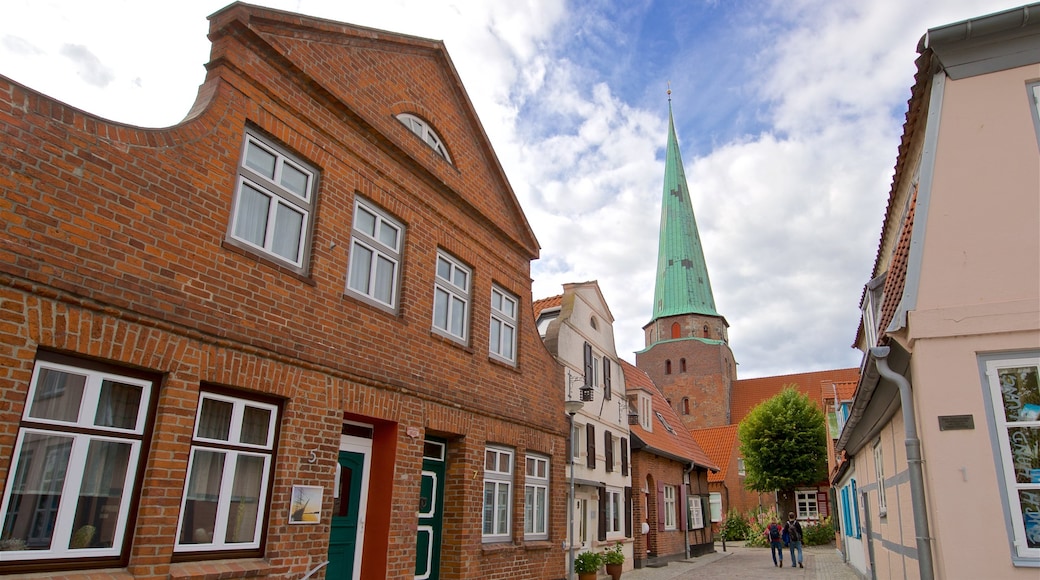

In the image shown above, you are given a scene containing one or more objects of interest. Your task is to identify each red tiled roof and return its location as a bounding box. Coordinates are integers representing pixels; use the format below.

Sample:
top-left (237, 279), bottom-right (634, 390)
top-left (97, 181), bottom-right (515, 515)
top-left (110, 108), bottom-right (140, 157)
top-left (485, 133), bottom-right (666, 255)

top-left (622, 361), bottom-right (717, 471)
top-left (532, 294), bottom-right (562, 319)
top-left (731, 368), bottom-right (860, 422)
top-left (878, 187), bottom-right (917, 342)
top-left (690, 425), bottom-right (738, 483)
top-left (828, 380), bottom-right (858, 404)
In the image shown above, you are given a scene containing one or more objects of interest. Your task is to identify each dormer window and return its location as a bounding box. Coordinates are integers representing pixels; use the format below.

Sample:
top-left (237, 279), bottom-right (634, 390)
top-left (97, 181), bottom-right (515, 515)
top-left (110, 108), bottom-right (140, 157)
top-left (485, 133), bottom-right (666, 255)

top-left (861, 273), bottom-right (886, 348)
top-left (638, 393), bottom-right (652, 431)
top-left (396, 113), bottom-right (451, 162)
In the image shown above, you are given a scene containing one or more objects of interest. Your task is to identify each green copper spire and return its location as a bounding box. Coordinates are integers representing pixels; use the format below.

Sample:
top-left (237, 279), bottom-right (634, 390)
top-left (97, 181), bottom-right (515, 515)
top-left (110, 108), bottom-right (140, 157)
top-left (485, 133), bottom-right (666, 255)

top-left (651, 99), bottom-right (719, 321)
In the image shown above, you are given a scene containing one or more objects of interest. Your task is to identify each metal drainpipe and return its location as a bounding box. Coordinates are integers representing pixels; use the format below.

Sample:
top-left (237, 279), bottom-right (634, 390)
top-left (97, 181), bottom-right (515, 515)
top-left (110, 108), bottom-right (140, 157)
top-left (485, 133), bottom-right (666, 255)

top-left (683, 463), bottom-right (694, 559)
top-left (870, 346), bottom-right (934, 580)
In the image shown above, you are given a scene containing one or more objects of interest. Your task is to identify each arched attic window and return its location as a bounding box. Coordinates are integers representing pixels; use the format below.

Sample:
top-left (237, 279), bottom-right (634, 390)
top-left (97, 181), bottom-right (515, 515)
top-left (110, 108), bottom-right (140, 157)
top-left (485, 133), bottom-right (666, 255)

top-left (396, 113), bottom-right (452, 163)
top-left (682, 397), bottom-right (690, 415)
top-left (680, 358), bottom-right (686, 373)
top-left (665, 360), bottom-right (672, 375)
top-left (671, 322), bottom-right (681, 339)
top-left (702, 324), bottom-right (710, 338)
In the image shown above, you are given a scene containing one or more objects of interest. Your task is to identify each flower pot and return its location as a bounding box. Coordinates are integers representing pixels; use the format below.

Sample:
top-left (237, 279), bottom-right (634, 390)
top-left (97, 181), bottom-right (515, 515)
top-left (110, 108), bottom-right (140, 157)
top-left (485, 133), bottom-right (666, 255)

top-left (606, 562), bottom-right (624, 580)
top-left (577, 573), bottom-right (597, 580)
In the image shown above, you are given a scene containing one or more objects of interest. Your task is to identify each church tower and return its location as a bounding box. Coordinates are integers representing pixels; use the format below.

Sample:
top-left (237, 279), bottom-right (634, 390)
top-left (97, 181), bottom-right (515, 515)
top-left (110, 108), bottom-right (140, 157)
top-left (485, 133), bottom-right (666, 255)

top-left (635, 95), bottom-right (736, 429)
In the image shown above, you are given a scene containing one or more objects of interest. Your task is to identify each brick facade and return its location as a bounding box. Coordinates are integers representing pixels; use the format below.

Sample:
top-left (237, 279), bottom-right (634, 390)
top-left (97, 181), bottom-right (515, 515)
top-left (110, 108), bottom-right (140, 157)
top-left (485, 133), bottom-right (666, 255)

top-left (0, 4), bottom-right (564, 579)
top-left (636, 334), bottom-right (735, 429)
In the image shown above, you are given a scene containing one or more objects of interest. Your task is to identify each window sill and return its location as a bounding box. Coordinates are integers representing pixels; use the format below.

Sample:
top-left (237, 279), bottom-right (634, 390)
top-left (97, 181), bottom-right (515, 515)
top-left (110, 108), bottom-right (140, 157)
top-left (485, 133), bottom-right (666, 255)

top-left (480, 541), bottom-right (518, 554)
top-left (523, 540), bottom-right (554, 551)
top-left (168, 558), bottom-right (271, 580)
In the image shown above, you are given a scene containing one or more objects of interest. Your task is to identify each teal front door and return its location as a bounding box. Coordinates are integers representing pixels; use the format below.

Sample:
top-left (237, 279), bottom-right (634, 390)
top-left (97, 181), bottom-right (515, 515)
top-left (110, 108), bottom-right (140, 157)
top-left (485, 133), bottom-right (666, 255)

top-left (328, 449), bottom-right (365, 579)
top-left (414, 439), bottom-right (445, 580)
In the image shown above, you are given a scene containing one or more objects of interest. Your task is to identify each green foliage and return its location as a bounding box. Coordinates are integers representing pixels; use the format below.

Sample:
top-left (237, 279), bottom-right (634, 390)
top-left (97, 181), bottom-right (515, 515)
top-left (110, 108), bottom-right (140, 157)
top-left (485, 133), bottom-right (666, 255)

top-left (602, 542), bottom-right (625, 565)
top-left (737, 386), bottom-right (828, 492)
top-left (742, 506), bottom-right (781, 548)
top-left (574, 550), bottom-right (603, 573)
top-left (801, 516), bottom-right (835, 546)
top-left (719, 509), bottom-right (752, 541)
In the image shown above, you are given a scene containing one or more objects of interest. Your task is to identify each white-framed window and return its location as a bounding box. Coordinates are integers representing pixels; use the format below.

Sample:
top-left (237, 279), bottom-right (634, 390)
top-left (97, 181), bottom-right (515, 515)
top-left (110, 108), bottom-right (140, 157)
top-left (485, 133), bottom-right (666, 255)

top-left (347, 199), bottom-right (403, 309)
top-left (432, 251), bottom-right (470, 343)
top-left (1029, 81), bottom-right (1040, 151)
top-left (606, 488), bottom-right (624, 534)
top-left (640, 395), bottom-right (652, 431)
top-left (796, 489), bottom-right (819, 520)
top-left (737, 457), bottom-right (746, 476)
top-left (709, 492), bottom-right (723, 523)
top-left (687, 495), bottom-right (704, 530)
top-left (482, 446), bottom-right (513, 542)
top-left (873, 439), bottom-right (887, 517)
top-left (175, 391), bottom-right (278, 553)
top-left (571, 422), bottom-right (582, 461)
top-left (524, 454), bottom-right (549, 539)
top-left (396, 113), bottom-right (451, 162)
top-left (0, 355), bottom-right (155, 565)
top-left (229, 131), bottom-right (316, 271)
top-left (860, 273), bottom-right (886, 348)
top-left (981, 354), bottom-right (1040, 560)
top-left (663, 485), bottom-right (676, 530)
top-left (489, 286), bottom-right (518, 364)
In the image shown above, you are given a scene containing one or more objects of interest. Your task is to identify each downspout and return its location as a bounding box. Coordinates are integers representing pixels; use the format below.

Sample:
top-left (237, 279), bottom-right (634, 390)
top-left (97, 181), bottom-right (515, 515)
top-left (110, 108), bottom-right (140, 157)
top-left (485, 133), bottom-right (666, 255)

top-left (870, 346), bottom-right (933, 580)
top-left (683, 463), bottom-right (695, 559)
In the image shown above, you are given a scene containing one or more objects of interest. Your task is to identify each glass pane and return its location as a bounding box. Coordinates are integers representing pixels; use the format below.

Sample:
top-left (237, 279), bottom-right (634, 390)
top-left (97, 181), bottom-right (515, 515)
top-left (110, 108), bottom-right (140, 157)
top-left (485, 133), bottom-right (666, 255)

top-left (535, 488), bottom-right (547, 533)
top-left (377, 220), bottom-right (398, 249)
top-left (433, 289), bottom-right (449, 330)
top-left (482, 483), bottom-right (494, 535)
top-left (450, 296), bottom-right (465, 337)
top-left (998, 366), bottom-right (1040, 422)
top-left (197, 398), bottom-right (233, 441)
top-left (0, 434), bottom-right (73, 550)
top-left (94, 380), bottom-right (143, 430)
top-left (280, 162), bottom-right (309, 198)
top-left (436, 257), bottom-right (451, 281)
top-left (1008, 426), bottom-right (1040, 484)
top-left (502, 296), bottom-right (515, 318)
top-left (180, 450), bottom-right (225, 545)
top-left (499, 453), bottom-right (510, 473)
top-left (240, 406), bottom-right (272, 447)
top-left (496, 483), bottom-right (509, 534)
top-left (234, 184), bottom-right (270, 247)
top-left (502, 325), bottom-right (514, 360)
top-left (355, 206), bottom-right (376, 237)
top-left (28, 368), bottom-right (86, 423)
top-left (490, 319), bottom-right (501, 352)
top-left (70, 439), bottom-right (132, 549)
top-left (225, 455), bottom-right (265, 543)
top-left (526, 457), bottom-right (535, 477)
top-left (524, 486), bottom-right (534, 533)
top-left (1018, 489), bottom-right (1040, 549)
top-left (348, 244), bottom-right (373, 294)
top-left (491, 291), bottom-right (501, 311)
top-left (272, 203), bottom-right (303, 262)
top-left (245, 142), bottom-right (276, 179)
top-left (452, 267), bottom-right (467, 289)
top-left (374, 255), bottom-right (396, 304)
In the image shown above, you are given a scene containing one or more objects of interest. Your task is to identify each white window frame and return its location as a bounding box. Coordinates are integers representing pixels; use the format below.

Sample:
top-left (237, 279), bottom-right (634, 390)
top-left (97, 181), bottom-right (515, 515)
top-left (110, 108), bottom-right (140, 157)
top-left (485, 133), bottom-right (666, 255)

top-left (482, 446), bottom-right (513, 542)
top-left (174, 392), bottom-right (278, 553)
top-left (687, 495), bottom-right (704, 530)
top-left (229, 132), bottom-right (316, 271)
top-left (663, 485), bottom-right (677, 530)
top-left (873, 439), bottom-right (887, 517)
top-left (606, 488), bottom-right (624, 535)
top-left (571, 422), bottom-right (582, 462)
top-left (737, 457), bottom-right (746, 476)
top-left (432, 251), bottom-right (470, 343)
top-left (709, 492), bottom-right (723, 523)
top-left (0, 357), bottom-right (153, 563)
top-left (524, 454), bottom-right (549, 540)
top-left (860, 273), bottom-right (886, 348)
top-left (347, 198), bottom-right (403, 310)
top-left (489, 286), bottom-right (518, 364)
top-left (981, 353), bottom-right (1040, 561)
top-left (640, 394), bottom-right (653, 432)
top-left (396, 113), bottom-right (452, 162)
top-left (796, 489), bottom-right (819, 520)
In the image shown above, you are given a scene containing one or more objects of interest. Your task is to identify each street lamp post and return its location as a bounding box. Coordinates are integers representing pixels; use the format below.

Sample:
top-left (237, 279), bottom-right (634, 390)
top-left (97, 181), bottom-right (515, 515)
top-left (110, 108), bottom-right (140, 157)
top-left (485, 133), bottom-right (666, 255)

top-left (564, 399), bottom-right (584, 580)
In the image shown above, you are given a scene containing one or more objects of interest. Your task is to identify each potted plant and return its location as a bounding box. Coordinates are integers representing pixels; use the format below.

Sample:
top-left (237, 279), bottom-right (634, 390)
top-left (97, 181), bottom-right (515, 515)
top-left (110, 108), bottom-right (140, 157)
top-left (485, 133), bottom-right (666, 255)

top-left (574, 550), bottom-right (603, 580)
top-left (603, 542), bottom-right (625, 580)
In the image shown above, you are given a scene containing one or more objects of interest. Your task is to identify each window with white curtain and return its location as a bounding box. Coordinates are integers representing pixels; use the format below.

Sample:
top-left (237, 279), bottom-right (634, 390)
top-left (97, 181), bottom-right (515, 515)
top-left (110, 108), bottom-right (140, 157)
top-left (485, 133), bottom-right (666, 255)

top-left (432, 251), bottom-right (470, 343)
top-left (873, 440), bottom-right (887, 517)
top-left (663, 485), bottom-right (677, 530)
top-left (228, 131), bottom-right (316, 271)
top-left (796, 489), bottom-right (819, 520)
top-left (347, 198), bottom-right (403, 310)
top-left (489, 286), bottom-right (517, 364)
top-left (709, 492), bottom-right (723, 522)
top-left (482, 446), bottom-right (512, 542)
top-left (687, 495), bottom-right (704, 530)
top-left (606, 488), bottom-right (624, 535)
top-left (524, 454), bottom-right (549, 540)
top-left (175, 391), bottom-right (279, 553)
top-left (0, 354), bottom-right (154, 566)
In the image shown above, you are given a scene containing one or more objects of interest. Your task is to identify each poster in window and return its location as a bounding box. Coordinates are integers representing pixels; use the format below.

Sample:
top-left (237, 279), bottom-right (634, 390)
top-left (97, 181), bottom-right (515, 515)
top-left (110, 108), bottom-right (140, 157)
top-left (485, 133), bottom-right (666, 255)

top-left (289, 485), bottom-right (323, 524)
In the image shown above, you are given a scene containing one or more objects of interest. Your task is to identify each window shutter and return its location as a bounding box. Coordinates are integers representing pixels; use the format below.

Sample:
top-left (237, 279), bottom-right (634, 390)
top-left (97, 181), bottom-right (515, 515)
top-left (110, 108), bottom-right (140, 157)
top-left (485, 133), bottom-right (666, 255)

top-left (598, 485), bottom-right (607, 541)
top-left (586, 422), bottom-right (596, 469)
top-left (657, 482), bottom-right (666, 532)
top-left (603, 359), bottom-right (612, 399)
top-left (624, 486), bottom-right (633, 538)
top-left (678, 485), bottom-right (688, 531)
top-left (620, 437), bottom-right (629, 476)
top-left (604, 431), bottom-right (614, 473)
top-left (584, 342), bottom-right (593, 386)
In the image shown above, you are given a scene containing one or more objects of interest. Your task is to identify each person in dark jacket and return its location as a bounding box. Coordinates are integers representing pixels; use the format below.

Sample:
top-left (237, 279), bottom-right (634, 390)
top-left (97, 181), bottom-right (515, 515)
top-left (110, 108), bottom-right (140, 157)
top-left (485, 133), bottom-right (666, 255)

top-left (784, 512), bottom-right (804, 568)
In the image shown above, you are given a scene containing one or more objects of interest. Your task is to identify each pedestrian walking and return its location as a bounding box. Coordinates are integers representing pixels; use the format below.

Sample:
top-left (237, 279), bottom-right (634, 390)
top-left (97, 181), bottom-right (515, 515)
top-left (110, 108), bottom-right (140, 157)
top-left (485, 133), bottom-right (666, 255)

top-left (766, 518), bottom-right (784, 567)
top-left (784, 512), bottom-right (804, 568)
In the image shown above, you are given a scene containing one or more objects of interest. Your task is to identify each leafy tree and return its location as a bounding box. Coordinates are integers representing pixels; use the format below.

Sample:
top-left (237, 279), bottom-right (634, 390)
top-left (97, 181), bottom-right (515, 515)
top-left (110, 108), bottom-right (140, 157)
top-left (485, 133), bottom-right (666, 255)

top-left (737, 386), bottom-right (827, 492)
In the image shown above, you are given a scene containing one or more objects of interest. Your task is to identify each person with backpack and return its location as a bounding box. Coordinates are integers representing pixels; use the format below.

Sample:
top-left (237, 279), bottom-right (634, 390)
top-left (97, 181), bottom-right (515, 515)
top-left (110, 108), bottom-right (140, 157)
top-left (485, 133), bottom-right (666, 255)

top-left (766, 518), bottom-right (784, 567)
top-left (784, 512), bottom-right (804, 568)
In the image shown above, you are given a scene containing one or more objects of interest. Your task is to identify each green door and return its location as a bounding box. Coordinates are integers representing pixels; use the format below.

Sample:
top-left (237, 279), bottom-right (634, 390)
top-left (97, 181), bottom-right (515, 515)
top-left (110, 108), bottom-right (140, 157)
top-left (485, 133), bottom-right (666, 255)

top-left (414, 439), bottom-right (446, 580)
top-left (328, 450), bottom-right (365, 579)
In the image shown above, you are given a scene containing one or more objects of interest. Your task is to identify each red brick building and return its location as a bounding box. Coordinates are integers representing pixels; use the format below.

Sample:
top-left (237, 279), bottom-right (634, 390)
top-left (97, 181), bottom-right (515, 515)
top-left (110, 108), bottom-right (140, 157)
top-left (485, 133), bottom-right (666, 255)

top-left (0, 3), bottom-right (566, 579)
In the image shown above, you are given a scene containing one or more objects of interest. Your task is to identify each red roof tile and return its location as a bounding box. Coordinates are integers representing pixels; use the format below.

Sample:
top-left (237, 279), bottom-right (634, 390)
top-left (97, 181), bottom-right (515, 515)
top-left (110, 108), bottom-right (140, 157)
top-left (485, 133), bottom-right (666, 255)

top-left (622, 361), bottom-right (717, 471)
top-left (532, 294), bottom-right (562, 319)
top-left (878, 188), bottom-right (917, 342)
top-left (731, 368), bottom-right (860, 422)
top-left (690, 425), bottom-right (738, 483)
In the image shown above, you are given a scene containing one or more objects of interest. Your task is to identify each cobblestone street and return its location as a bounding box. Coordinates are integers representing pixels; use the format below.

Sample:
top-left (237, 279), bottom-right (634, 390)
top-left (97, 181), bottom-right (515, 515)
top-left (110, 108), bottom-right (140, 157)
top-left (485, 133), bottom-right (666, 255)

top-left (618, 542), bottom-right (864, 580)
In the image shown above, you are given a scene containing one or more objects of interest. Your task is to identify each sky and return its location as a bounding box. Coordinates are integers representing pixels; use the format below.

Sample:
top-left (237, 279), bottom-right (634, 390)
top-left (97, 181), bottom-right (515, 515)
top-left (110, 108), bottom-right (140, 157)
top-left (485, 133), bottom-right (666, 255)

top-left (0, 0), bottom-right (1024, 379)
